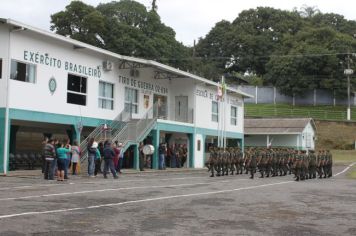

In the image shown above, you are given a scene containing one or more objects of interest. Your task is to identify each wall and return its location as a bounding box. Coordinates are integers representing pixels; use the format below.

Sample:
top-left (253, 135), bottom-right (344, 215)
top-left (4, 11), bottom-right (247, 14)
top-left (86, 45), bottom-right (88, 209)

top-left (245, 134), bottom-right (299, 148)
top-left (167, 78), bottom-right (195, 122)
top-left (194, 85), bottom-right (244, 135)
top-left (194, 133), bottom-right (204, 168)
top-left (0, 25), bottom-right (9, 108)
top-left (238, 85), bottom-right (350, 106)
top-left (7, 30), bottom-right (170, 122)
top-left (302, 122), bottom-right (315, 150)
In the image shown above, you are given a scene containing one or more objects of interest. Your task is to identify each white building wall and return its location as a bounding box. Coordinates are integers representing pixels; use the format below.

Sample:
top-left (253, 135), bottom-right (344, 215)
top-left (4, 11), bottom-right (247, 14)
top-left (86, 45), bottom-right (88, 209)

top-left (244, 135), bottom-right (267, 147)
top-left (167, 78), bottom-right (195, 122)
top-left (302, 122), bottom-right (315, 150)
top-left (194, 85), bottom-right (244, 134)
top-left (7, 30), bottom-right (169, 121)
top-left (0, 25), bottom-right (10, 108)
top-left (194, 134), bottom-right (204, 168)
top-left (1, 26), bottom-right (246, 134)
top-left (245, 134), bottom-right (299, 148)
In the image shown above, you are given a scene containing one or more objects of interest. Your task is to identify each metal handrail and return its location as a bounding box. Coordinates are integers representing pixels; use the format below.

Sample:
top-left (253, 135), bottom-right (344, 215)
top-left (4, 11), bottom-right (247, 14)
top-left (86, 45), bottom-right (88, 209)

top-left (80, 108), bottom-right (131, 163)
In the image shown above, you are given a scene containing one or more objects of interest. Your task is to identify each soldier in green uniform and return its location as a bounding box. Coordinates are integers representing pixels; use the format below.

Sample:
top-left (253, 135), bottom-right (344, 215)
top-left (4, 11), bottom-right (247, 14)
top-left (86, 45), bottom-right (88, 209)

top-left (308, 150), bottom-right (317, 179)
top-left (294, 150), bottom-right (302, 181)
top-left (317, 150), bottom-right (324, 178)
top-left (257, 149), bottom-right (266, 178)
top-left (325, 150), bottom-right (333, 178)
top-left (249, 150), bottom-right (257, 179)
top-left (206, 146), bottom-right (216, 177)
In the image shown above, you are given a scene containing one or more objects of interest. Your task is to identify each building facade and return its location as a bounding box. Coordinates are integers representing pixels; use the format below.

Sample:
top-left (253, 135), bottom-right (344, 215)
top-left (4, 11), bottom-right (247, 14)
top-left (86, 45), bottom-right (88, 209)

top-left (244, 118), bottom-right (316, 150)
top-left (0, 19), bottom-right (251, 174)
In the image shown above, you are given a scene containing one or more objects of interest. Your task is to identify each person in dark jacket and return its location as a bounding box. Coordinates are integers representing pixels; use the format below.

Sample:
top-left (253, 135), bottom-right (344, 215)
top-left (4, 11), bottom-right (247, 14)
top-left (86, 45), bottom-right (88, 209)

top-left (103, 141), bottom-right (118, 179)
top-left (87, 138), bottom-right (96, 177)
top-left (43, 139), bottom-right (56, 180)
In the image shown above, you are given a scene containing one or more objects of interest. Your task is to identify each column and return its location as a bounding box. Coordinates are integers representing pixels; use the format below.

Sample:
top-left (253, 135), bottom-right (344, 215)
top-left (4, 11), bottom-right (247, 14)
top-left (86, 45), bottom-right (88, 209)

top-left (9, 125), bottom-right (19, 154)
top-left (133, 144), bottom-right (139, 170)
top-left (151, 129), bottom-right (159, 169)
top-left (188, 133), bottom-right (195, 168)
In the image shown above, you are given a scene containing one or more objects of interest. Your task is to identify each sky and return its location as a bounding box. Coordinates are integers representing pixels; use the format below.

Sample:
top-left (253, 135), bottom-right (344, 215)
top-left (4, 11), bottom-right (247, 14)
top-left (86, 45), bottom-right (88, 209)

top-left (0, 0), bottom-right (355, 46)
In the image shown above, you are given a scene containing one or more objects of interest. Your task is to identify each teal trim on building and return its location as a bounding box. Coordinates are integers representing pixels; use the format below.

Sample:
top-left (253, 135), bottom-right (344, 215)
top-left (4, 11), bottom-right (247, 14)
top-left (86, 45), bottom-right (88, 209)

top-left (195, 127), bottom-right (244, 139)
top-left (133, 144), bottom-right (139, 170)
top-left (188, 133), bottom-right (195, 168)
top-left (155, 122), bottom-right (195, 134)
top-left (9, 108), bottom-right (106, 127)
top-left (0, 108), bottom-right (6, 173)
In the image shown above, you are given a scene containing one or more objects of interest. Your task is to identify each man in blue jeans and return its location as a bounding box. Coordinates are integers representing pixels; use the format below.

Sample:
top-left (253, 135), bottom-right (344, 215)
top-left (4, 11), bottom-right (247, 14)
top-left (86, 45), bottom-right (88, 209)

top-left (103, 141), bottom-right (119, 179)
top-left (159, 143), bottom-right (167, 170)
top-left (43, 139), bottom-right (56, 180)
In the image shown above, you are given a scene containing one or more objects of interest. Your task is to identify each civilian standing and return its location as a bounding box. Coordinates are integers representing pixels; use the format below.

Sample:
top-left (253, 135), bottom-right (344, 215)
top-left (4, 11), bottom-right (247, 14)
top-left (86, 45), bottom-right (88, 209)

top-left (87, 138), bottom-right (96, 177)
top-left (56, 143), bottom-right (71, 181)
top-left (71, 140), bottom-right (80, 175)
top-left (103, 141), bottom-right (118, 179)
top-left (43, 139), bottom-right (56, 180)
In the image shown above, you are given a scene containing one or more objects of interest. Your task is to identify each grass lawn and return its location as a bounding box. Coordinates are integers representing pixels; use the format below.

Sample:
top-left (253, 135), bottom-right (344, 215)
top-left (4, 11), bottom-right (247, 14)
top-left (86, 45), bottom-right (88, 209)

top-left (347, 166), bottom-right (356, 179)
top-left (331, 150), bottom-right (356, 164)
top-left (245, 104), bottom-right (356, 121)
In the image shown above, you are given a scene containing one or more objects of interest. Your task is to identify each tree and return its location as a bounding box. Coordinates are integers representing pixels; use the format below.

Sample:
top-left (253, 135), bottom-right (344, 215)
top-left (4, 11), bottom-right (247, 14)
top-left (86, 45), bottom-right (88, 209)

top-left (265, 27), bottom-right (356, 96)
top-left (50, 1), bottom-right (105, 47)
top-left (51, 0), bottom-right (190, 70)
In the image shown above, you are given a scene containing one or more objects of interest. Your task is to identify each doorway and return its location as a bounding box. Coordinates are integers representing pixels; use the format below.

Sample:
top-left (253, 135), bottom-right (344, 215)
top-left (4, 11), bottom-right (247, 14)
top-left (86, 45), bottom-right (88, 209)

top-left (175, 96), bottom-right (188, 122)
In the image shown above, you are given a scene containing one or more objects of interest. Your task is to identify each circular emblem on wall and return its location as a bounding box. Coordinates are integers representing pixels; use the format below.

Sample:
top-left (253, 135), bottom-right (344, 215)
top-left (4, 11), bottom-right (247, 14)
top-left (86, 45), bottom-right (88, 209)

top-left (48, 77), bottom-right (57, 94)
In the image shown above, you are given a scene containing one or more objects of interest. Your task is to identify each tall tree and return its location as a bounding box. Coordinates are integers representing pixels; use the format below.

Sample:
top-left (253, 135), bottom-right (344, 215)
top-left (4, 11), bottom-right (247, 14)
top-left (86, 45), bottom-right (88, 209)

top-left (50, 1), bottom-right (105, 47)
top-left (51, 0), bottom-right (190, 70)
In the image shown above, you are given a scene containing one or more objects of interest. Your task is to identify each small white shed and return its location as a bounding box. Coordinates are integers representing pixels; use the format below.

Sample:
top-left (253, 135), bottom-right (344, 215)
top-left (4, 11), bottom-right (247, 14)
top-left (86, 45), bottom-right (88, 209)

top-left (244, 118), bottom-right (316, 150)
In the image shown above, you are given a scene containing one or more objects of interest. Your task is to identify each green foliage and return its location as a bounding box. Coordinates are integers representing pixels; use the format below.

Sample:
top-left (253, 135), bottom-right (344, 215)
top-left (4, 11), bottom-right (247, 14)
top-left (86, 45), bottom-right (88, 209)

top-left (50, 1), bottom-right (105, 47)
top-left (51, 0), bottom-right (190, 70)
top-left (195, 6), bottom-right (356, 95)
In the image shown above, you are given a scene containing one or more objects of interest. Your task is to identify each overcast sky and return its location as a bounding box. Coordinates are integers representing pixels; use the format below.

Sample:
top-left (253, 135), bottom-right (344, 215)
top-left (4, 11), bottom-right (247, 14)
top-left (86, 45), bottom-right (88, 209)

top-left (0, 0), bottom-right (355, 46)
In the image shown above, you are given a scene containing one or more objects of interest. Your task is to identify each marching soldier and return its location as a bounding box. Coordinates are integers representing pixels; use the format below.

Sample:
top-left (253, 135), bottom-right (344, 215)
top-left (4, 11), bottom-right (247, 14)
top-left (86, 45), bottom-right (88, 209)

top-left (308, 150), bottom-right (317, 179)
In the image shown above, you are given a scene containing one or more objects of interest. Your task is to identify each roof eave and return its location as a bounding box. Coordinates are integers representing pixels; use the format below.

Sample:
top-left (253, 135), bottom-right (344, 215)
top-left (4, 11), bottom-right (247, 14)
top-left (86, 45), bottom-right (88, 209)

top-left (2, 18), bottom-right (252, 98)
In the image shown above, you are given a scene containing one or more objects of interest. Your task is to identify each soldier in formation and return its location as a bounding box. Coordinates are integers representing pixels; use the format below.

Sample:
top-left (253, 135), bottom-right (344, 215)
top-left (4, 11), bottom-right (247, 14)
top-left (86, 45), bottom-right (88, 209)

top-left (206, 147), bottom-right (333, 181)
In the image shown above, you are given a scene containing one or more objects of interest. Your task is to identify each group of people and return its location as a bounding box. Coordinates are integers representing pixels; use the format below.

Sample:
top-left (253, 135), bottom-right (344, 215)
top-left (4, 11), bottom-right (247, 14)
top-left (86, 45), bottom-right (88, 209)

top-left (86, 138), bottom-right (124, 179)
top-left (206, 147), bottom-right (333, 181)
top-left (158, 143), bottom-right (188, 170)
top-left (42, 138), bottom-right (80, 181)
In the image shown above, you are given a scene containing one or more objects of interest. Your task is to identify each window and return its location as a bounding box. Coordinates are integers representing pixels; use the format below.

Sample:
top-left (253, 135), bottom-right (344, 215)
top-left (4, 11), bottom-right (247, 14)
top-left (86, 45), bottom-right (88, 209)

top-left (212, 101), bottom-right (219, 122)
top-left (10, 60), bottom-right (36, 83)
top-left (67, 74), bottom-right (87, 106)
top-left (125, 87), bottom-right (138, 114)
top-left (231, 106), bottom-right (237, 126)
top-left (98, 81), bottom-right (114, 110)
top-left (0, 59), bottom-right (2, 79)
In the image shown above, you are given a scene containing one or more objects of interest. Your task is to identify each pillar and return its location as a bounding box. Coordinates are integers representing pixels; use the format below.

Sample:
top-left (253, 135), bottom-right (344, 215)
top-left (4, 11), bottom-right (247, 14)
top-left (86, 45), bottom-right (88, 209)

top-left (9, 125), bottom-right (19, 154)
top-left (66, 129), bottom-right (73, 145)
top-left (202, 134), bottom-right (206, 164)
top-left (151, 129), bottom-right (159, 169)
top-left (133, 144), bottom-right (139, 170)
top-left (188, 133), bottom-right (195, 168)
top-left (0, 109), bottom-right (10, 174)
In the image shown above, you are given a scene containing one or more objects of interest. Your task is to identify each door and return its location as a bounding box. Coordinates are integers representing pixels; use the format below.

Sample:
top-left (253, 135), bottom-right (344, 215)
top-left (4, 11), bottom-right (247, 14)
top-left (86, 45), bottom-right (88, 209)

top-left (175, 96), bottom-right (188, 122)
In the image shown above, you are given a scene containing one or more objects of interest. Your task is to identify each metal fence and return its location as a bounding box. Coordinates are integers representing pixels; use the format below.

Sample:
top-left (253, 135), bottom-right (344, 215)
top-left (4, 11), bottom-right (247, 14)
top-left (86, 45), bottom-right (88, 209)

top-left (244, 106), bottom-right (353, 120)
top-left (238, 85), bottom-right (353, 106)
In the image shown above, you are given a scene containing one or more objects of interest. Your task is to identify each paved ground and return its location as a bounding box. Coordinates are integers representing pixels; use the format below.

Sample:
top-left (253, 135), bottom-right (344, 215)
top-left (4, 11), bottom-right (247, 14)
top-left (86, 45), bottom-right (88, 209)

top-left (0, 164), bottom-right (355, 236)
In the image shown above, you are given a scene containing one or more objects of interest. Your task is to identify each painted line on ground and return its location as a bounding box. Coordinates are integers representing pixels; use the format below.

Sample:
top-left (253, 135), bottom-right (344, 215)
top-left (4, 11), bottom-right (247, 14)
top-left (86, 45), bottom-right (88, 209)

top-left (0, 164), bottom-right (352, 219)
top-left (0, 179), bottom-right (238, 201)
top-left (334, 162), bottom-right (356, 177)
top-left (0, 180), bottom-right (292, 219)
top-left (0, 176), bottom-right (215, 191)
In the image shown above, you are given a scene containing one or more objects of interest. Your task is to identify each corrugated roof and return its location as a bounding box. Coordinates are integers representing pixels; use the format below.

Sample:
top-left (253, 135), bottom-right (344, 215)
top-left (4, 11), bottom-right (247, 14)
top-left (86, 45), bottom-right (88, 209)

top-left (244, 118), bottom-right (315, 134)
